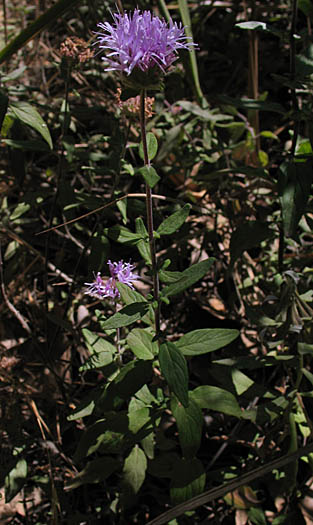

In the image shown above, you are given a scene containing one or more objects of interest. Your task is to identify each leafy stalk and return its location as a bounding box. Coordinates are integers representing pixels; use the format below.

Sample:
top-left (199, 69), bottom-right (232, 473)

top-left (139, 90), bottom-right (160, 337)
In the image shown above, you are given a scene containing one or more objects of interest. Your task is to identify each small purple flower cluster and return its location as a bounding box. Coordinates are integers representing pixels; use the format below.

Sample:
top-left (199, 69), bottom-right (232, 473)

top-left (84, 260), bottom-right (139, 300)
top-left (95, 9), bottom-right (195, 76)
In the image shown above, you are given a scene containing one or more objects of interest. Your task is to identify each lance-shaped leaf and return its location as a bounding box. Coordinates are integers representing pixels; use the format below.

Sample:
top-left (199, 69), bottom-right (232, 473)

top-left (135, 217), bottom-right (152, 264)
top-left (9, 102), bottom-right (52, 149)
top-left (171, 395), bottom-right (203, 458)
top-left (5, 458), bottom-right (27, 503)
top-left (122, 445), bottom-right (147, 496)
top-left (278, 159), bottom-right (313, 239)
top-left (117, 282), bottom-right (154, 326)
top-left (156, 204), bottom-right (191, 236)
top-left (80, 329), bottom-right (114, 370)
top-left (176, 328), bottom-right (239, 356)
top-left (139, 165), bottom-right (160, 188)
top-left (139, 132), bottom-right (158, 161)
top-left (191, 385), bottom-right (242, 418)
top-left (162, 258), bottom-right (215, 297)
top-left (101, 302), bottom-right (149, 329)
top-left (127, 328), bottom-right (158, 360)
top-left (65, 457), bottom-right (118, 490)
top-left (159, 342), bottom-right (189, 407)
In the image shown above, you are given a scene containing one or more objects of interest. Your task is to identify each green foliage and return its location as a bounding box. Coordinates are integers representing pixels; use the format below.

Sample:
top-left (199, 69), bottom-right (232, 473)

top-left (159, 342), bottom-right (189, 407)
top-left (156, 203), bottom-right (191, 236)
top-left (171, 396), bottom-right (203, 458)
top-left (8, 102), bottom-right (52, 148)
top-left (176, 328), bottom-right (239, 355)
top-left (191, 386), bottom-right (242, 418)
top-left (5, 457), bottom-right (27, 503)
top-left (138, 164), bottom-right (160, 188)
top-left (139, 131), bottom-right (158, 161)
top-left (279, 159), bottom-right (313, 239)
top-left (161, 258), bottom-right (215, 297)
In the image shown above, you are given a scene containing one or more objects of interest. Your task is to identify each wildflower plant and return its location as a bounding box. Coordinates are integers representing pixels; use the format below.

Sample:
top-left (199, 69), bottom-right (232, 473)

top-left (68, 7), bottom-right (239, 514)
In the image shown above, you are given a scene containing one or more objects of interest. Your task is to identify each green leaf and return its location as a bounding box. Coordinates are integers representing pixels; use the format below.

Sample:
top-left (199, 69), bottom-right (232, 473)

top-left (73, 411), bottom-right (145, 462)
top-left (67, 387), bottom-right (104, 421)
top-left (176, 329), bottom-right (239, 356)
top-left (81, 329), bottom-right (114, 369)
top-left (10, 202), bottom-right (31, 221)
top-left (141, 431), bottom-right (155, 460)
top-left (65, 457), bottom-right (118, 490)
top-left (139, 132), bottom-right (158, 161)
top-left (74, 419), bottom-right (110, 460)
top-left (159, 342), bottom-right (189, 407)
top-left (138, 165), bottom-right (160, 188)
top-left (5, 458), bottom-right (27, 503)
top-left (295, 54), bottom-right (313, 78)
top-left (248, 507), bottom-right (267, 525)
top-left (135, 217), bottom-right (151, 263)
top-left (230, 221), bottom-right (273, 267)
top-left (278, 160), bottom-right (313, 239)
top-left (9, 102), bottom-right (52, 149)
top-left (117, 282), bottom-right (154, 326)
top-left (101, 302), bottom-right (149, 329)
top-left (2, 139), bottom-right (50, 151)
top-left (67, 398), bottom-right (95, 421)
top-left (171, 396), bottom-right (203, 458)
top-left (107, 225), bottom-right (141, 245)
top-left (117, 282), bottom-right (147, 304)
top-left (298, 342), bottom-right (313, 355)
top-left (136, 238), bottom-right (152, 264)
top-left (135, 217), bottom-right (148, 238)
top-left (162, 258), bottom-right (215, 297)
top-left (128, 403), bottom-right (151, 434)
top-left (178, 100), bottom-right (232, 122)
top-left (110, 359), bottom-right (153, 401)
top-left (191, 385), bottom-right (242, 418)
top-left (159, 269), bottom-right (183, 283)
top-left (127, 328), bottom-right (158, 360)
top-left (157, 204), bottom-right (191, 236)
top-left (170, 457), bottom-right (206, 504)
top-left (232, 369), bottom-right (254, 396)
top-left (122, 445), bottom-right (147, 495)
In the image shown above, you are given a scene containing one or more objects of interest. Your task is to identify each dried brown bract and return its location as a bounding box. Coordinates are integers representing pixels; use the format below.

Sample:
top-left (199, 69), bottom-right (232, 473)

top-left (115, 88), bottom-right (154, 118)
top-left (60, 37), bottom-right (94, 64)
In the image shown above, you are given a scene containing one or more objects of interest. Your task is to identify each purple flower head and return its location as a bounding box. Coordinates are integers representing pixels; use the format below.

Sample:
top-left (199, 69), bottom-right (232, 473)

top-left (95, 9), bottom-right (195, 77)
top-left (84, 260), bottom-right (139, 301)
top-left (107, 260), bottom-right (139, 289)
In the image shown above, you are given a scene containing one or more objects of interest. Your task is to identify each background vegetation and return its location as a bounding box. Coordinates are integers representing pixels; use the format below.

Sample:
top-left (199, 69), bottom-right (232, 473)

top-left (1, 0), bottom-right (313, 523)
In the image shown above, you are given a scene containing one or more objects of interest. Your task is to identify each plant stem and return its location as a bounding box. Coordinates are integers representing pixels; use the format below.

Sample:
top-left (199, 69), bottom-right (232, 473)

top-left (139, 89), bottom-right (160, 337)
